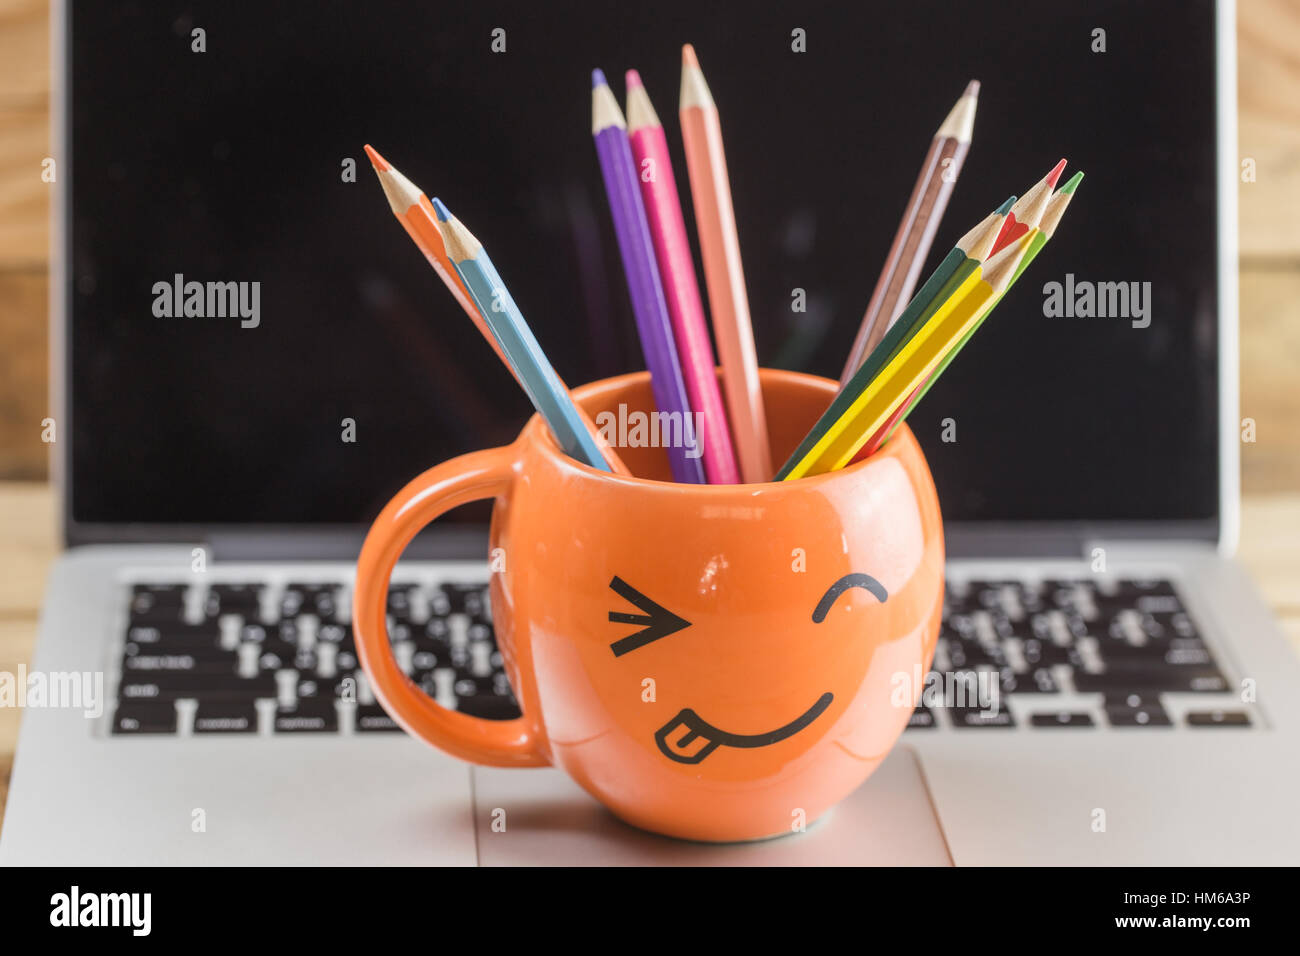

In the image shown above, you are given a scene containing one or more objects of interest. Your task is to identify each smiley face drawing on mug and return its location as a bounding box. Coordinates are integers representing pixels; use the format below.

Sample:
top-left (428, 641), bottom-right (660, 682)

top-left (608, 573), bottom-right (889, 764)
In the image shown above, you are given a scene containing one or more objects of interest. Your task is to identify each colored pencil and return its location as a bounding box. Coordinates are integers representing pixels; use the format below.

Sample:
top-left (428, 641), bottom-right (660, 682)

top-left (626, 68), bottom-right (740, 485)
top-left (858, 171), bottom-right (1084, 457)
top-left (811, 196), bottom-right (1014, 450)
top-left (430, 198), bottom-right (615, 472)
top-left (363, 145), bottom-right (630, 476)
top-left (679, 44), bottom-right (772, 482)
top-left (778, 231), bottom-right (1034, 480)
top-left (840, 81), bottom-right (979, 382)
top-left (364, 146), bottom-right (506, 367)
top-left (989, 158), bottom-right (1066, 256)
top-left (592, 69), bottom-right (706, 484)
top-left (1022, 169), bottom-right (1084, 270)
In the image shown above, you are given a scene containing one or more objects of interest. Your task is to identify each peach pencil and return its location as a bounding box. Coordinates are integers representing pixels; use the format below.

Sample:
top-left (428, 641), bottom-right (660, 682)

top-left (679, 44), bottom-right (772, 482)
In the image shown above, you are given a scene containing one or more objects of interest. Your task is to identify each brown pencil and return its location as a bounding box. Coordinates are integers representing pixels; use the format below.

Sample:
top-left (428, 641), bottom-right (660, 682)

top-left (840, 81), bottom-right (979, 384)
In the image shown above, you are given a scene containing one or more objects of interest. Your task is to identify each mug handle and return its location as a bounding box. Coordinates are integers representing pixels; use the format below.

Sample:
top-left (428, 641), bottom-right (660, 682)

top-left (353, 444), bottom-right (548, 767)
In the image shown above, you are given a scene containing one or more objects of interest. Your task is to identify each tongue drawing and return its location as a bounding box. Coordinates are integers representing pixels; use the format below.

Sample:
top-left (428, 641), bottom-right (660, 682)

top-left (654, 693), bottom-right (835, 764)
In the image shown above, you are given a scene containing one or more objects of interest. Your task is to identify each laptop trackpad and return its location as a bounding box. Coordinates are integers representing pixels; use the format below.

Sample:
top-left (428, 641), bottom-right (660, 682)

top-left (471, 745), bottom-right (951, 865)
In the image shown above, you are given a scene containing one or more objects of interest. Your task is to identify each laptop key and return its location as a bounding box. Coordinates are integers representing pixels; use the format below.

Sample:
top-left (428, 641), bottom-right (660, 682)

top-left (274, 699), bottom-right (339, 733)
top-left (1186, 710), bottom-right (1251, 728)
top-left (1019, 638), bottom-right (1072, 668)
top-left (126, 621), bottom-right (221, 647)
top-left (1114, 578), bottom-right (1178, 598)
top-left (203, 584), bottom-right (265, 618)
top-left (905, 706), bottom-right (937, 729)
top-left (129, 584), bottom-right (188, 622)
top-left (1095, 642), bottom-right (1214, 667)
top-left (1106, 705), bottom-right (1173, 727)
top-left (281, 583), bottom-right (342, 621)
top-left (1104, 692), bottom-right (1172, 727)
top-left (947, 706), bottom-right (1015, 729)
top-left (194, 702), bottom-right (258, 733)
top-left (112, 701), bottom-right (178, 734)
top-left (119, 672), bottom-right (276, 701)
top-left (317, 622), bottom-right (352, 646)
top-left (1001, 667), bottom-right (1059, 694)
top-left (121, 651), bottom-right (237, 674)
top-left (455, 692), bottom-right (522, 720)
top-left (1031, 712), bottom-right (1095, 728)
top-left (387, 584), bottom-right (422, 622)
top-left (440, 583), bottom-right (487, 614)
top-left (463, 588), bottom-right (490, 621)
top-left (356, 704), bottom-right (402, 732)
top-left (1072, 667), bottom-right (1228, 693)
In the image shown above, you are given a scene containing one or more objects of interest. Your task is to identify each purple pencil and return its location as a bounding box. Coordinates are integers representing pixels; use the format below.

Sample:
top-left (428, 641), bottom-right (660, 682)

top-left (591, 68), bottom-right (706, 484)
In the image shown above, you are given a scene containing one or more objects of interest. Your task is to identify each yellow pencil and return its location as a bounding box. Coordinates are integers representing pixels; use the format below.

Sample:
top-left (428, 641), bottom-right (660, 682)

top-left (782, 231), bottom-right (1035, 479)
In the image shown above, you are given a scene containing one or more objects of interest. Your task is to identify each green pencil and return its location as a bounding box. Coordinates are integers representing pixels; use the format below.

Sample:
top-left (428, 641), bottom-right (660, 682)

top-left (776, 197), bottom-right (1013, 480)
top-left (882, 171), bottom-right (1083, 440)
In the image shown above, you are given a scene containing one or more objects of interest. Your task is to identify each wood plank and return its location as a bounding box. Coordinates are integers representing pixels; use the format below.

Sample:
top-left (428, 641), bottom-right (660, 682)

top-left (1238, 0), bottom-right (1300, 260)
top-left (1239, 268), bottom-right (1300, 494)
top-left (0, 617), bottom-right (39, 832)
top-left (1283, 616), bottom-right (1300, 660)
top-left (1239, 494), bottom-right (1300, 615)
top-left (0, 109), bottom-right (49, 270)
top-left (0, 481), bottom-right (56, 617)
top-left (0, 272), bottom-right (48, 481)
top-left (0, 0), bottom-right (48, 110)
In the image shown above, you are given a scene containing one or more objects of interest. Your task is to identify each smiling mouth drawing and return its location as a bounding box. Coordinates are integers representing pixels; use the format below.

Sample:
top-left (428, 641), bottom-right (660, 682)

top-left (654, 693), bottom-right (834, 764)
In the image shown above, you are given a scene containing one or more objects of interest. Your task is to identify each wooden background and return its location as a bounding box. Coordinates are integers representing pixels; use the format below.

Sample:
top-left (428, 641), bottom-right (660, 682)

top-left (1, 1), bottom-right (1299, 819)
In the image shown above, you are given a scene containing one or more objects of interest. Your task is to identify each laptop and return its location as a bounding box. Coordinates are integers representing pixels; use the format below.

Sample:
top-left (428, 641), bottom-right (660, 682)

top-left (3, 0), bottom-right (1297, 866)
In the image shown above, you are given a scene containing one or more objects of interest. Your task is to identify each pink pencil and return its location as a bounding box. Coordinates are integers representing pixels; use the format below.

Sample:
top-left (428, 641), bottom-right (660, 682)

top-left (625, 69), bottom-right (739, 484)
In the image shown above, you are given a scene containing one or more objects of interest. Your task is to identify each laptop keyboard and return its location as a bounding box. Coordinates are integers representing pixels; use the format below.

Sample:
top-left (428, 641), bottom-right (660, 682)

top-left (114, 579), bottom-right (515, 736)
top-left (110, 575), bottom-right (1253, 735)
top-left (928, 577), bottom-right (1249, 730)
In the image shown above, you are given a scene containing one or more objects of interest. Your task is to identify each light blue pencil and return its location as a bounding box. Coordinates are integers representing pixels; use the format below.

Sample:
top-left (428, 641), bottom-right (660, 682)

top-left (431, 198), bottom-right (611, 471)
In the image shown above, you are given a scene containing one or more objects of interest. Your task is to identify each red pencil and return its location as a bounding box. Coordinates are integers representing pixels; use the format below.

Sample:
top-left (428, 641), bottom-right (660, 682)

top-left (989, 158), bottom-right (1066, 255)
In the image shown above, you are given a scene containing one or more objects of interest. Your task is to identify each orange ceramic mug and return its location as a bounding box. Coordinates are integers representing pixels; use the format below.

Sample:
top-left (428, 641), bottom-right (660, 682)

top-left (354, 369), bottom-right (944, 842)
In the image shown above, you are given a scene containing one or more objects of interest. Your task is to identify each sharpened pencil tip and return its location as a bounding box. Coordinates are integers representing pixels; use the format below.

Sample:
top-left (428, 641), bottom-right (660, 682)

top-left (363, 144), bottom-right (389, 173)
top-left (625, 69), bottom-right (643, 89)
top-left (996, 195), bottom-right (1017, 215)
top-left (964, 79), bottom-right (980, 98)
top-left (682, 44), bottom-right (699, 68)
top-left (430, 197), bottom-right (452, 222)
top-left (1059, 170), bottom-right (1085, 194)
top-left (1047, 158), bottom-right (1068, 188)
top-left (592, 68), bottom-right (608, 88)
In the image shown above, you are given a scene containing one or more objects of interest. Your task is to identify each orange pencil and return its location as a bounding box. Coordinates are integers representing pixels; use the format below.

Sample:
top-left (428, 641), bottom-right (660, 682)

top-left (678, 44), bottom-right (772, 482)
top-left (363, 145), bottom-right (629, 475)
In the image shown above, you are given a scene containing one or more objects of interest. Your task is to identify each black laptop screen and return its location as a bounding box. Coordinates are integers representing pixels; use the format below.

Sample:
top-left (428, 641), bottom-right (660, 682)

top-left (67, 0), bottom-right (1219, 528)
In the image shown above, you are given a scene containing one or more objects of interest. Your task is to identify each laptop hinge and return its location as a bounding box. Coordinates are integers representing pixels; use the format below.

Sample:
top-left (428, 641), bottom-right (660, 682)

top-left (945, 520), bottom-right (1219, 561)
top-left (204, 527), bottom-right (489, 563)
